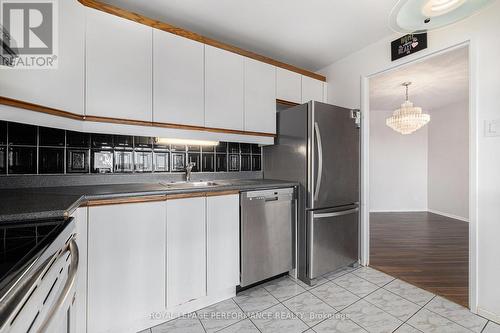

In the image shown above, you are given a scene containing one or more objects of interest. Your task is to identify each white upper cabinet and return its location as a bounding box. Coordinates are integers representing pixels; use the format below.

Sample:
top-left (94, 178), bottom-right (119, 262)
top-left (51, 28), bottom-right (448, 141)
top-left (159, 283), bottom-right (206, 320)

top-left (86, 8), bottom-right (152, 121)
top-left (153, 30), bottom-right (204, 127)
top-left (301, 75), bottom-right (324, 103)
top-left (276, 68), bottom-right (302, 104)
top-left (207, 194), bottom-right (240, 295)
top-left (204, 45), bottom-right (244, 131)
top-left (323, 82), bottom-right (328, 103)
top-left (0, 0), bottom-right (85, 114)
top-left (244, 58), bottom-right (276, 134)
top-left (166, 197), bottom-right (206, 308)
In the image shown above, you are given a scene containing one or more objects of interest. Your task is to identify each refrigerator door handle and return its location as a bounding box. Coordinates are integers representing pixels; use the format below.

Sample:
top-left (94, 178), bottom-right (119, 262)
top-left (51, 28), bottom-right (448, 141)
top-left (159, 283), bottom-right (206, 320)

top-left (314, 122), bottom-right (323, 202)
top-left (313, 207), bottom-right (359, 219)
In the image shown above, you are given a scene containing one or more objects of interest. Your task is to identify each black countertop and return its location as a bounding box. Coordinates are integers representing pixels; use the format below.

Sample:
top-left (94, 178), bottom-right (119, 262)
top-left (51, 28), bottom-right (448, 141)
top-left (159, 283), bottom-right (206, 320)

top-left (0, 179), bottom-right (298, 223)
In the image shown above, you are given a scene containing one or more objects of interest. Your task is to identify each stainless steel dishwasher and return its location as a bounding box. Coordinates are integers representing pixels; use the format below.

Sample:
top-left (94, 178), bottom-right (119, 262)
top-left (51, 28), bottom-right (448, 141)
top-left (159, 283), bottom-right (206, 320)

top-left (240, 187), bottom-right (295, 287)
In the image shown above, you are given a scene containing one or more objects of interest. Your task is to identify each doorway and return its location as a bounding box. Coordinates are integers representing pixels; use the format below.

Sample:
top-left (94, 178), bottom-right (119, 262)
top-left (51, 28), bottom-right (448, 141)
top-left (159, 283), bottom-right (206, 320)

top-left (366, 46), bottom-right (470, 307)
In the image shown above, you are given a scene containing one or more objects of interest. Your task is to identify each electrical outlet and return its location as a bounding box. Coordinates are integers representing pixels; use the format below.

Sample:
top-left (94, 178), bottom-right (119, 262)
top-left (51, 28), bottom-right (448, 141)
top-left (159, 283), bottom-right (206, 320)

top-left (485, 119), bottom-right (500, 137)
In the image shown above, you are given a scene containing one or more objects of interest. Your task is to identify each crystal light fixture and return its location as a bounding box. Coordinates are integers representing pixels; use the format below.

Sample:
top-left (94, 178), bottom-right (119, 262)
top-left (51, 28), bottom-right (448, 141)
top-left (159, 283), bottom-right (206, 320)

top-left (386, 82), bottom-right (430, 135)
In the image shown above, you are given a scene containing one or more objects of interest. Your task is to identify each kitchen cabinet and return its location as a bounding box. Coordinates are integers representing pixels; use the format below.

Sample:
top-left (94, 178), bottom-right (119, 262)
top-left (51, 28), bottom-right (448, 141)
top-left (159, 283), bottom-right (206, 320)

top-left (87, 202), bottom-right (166, 333)
top-left (204, 45), bottom-right (244, 131)
top-left (153, 30), bottom-right (205, 127)
top-left (74, 208), bottom-right (87, 333)
top-left (166, 197), bottom-right (207, 308)
top-left (244, 58), bottom-right (276, 134)
top-left (0, 0), bottom-right (85, 115)
top-left (207, 194), bottom-right (240, 295)
top-left (323, 82), bottom-right (328, 103)
top-left (86, 8), bottom-right (153, 122)
top-left (276, 68), bottom-right (302, 104)
top-left (302, 75), bottom-right (324, 103)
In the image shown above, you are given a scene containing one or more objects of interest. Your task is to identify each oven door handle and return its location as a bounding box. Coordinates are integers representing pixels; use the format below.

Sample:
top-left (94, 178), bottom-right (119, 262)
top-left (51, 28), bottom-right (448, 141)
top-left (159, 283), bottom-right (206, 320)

top-left (37, 236), bottom-right (79, 333)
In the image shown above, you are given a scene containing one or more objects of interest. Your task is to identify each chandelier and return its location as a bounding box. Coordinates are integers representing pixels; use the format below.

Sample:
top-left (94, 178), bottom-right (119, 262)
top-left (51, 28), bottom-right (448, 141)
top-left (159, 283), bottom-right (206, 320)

top-left (386, 82), bottom-right (430, 134)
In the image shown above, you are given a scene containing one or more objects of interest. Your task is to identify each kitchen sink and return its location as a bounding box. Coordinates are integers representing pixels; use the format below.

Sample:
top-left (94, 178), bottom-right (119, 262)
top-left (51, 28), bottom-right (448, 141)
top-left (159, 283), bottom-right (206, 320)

top-left (161, 181), bottom-right (221, 188)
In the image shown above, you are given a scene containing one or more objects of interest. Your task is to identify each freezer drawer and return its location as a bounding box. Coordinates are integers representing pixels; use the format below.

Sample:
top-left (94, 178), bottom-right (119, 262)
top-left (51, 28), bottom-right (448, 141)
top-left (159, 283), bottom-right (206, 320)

top-left (240, 188), bottom-right (295, 287)
top-left (308, 206), bottom-right (359, 280)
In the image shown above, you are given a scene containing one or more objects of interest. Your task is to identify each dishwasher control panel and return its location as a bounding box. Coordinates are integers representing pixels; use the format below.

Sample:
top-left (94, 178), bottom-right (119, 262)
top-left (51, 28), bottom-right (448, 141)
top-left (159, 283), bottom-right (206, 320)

top-left (243, 188), bottom-right (295, 201)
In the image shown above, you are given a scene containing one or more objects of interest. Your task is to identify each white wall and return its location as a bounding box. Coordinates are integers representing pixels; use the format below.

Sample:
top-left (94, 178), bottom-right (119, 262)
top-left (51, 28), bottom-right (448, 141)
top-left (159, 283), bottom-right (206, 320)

top-left (318, 0), bottom-right (500, 320)
top-left (370, 110), bottom-right (428, 212)
top-left (428, 101), bottom-right (469, 220)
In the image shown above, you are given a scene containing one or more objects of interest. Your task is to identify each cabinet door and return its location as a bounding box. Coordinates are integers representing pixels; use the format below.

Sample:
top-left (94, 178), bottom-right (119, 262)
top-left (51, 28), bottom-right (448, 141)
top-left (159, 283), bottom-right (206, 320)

top-left (153, 30), bottom-right (204, 126)
top-left (0, 0), bottom-right (85, 114)
top-left (205, 45), bottom-right (244, 131)
top-left (207, 194), bottom-right (240, 294)
top-left (167, 197), bottom-right (206, 308)
top-left (301, 76), bottom-right (324, 103)
top-left (323, 82), bottom-right (328, 103)
top-left (86, 8), bottom-right (152, 121)
top-left (244, 58), bottom-right (276, 134)
top-left (276, 68), bottom-right (301, 104)
top-left (87, 202), bottom-right (166, 333)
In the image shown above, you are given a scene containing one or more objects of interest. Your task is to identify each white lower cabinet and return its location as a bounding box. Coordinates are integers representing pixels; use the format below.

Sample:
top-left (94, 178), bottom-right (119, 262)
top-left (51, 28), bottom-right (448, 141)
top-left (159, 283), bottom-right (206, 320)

top-left (87, 202), bottom-right (166, 333)
top-left (207, 194), bottom-right (240, 295)
top-left (166, 197), bottom-right (207, 308)
top-left (85, 194), bottom-right (240, 332)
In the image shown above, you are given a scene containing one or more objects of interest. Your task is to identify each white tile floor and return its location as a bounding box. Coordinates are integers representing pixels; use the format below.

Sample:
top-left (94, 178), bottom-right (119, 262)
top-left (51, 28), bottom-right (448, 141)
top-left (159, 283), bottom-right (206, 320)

top-left (140, 266), bottom-right (500, 333)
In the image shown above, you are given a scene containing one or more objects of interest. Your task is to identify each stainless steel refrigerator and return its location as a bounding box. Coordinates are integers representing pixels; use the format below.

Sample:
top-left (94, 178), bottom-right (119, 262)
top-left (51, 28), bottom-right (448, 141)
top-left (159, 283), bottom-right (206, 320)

top-left (264, 101), bottom-right (360, 285)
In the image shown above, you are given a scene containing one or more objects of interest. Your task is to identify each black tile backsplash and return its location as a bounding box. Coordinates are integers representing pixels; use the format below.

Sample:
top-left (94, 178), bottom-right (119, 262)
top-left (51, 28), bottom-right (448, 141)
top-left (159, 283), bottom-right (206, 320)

top-left (171, 152), bottom-right (186, 172)
top-left (228, 154), bottom-right (240, 172)
top-left (202, 154), bottom-right (215, 172)
top-left (8, 123), bottom-right (37, 146)
top-left (240, 143), bottom-right (251, 154)
top-left (114, 135), bottom-right (133, 149)
top-left (216, 142), bottom-right (227, 153)
top-left (187, 153), bottom-right (201, 172)
top-left (0, 121), bottom-right (7, 145)
top-left (135, 136), bottom-right (153, 149)
top-left (215, 154), bottom-right (227, 172)
top-left (0, 146), bottom-right (6, 174)
top-left (241, 155), bottom-right (251, 171)
top-left (8, 147), bottom-right (37, 174)
top-left (39, 148), bottom-right (64, 174)
top-left (67, 131), bottom-right (90, 148)
top-left (228, 143), bottom-right (240, 154)
top-left (0, 121), bottom-right (262, 175)
top-left (39, 127), bottom-right (65, 147)
top-left (67, 149), bottom-right (89, 173)
top-left (92, 134), bottom-right (114, 148)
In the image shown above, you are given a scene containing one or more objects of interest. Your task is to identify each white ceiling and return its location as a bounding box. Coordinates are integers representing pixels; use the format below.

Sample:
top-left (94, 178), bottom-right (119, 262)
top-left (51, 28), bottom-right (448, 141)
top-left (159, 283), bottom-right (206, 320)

top-left (101, 0), bottom-right (398, 71)
top-left (370, 46), bottom-right (469, 112)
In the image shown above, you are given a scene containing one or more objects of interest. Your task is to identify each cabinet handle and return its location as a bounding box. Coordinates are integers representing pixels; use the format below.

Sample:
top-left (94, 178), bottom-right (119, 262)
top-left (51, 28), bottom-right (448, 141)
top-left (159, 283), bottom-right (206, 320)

top-left (313, 208), bottom-right (359, 219)
top-left (37, 236), bottom-right (79, 333)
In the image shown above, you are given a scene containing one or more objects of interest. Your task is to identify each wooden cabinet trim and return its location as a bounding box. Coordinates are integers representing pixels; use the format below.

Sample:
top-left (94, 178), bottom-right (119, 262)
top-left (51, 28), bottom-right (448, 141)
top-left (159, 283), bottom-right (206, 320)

top-left (0, 96), bottom-right (276, 137)
top-left (276, 99), bottom-right (300, 107)
top-left (83, 190), bottom-right (240, 206)
top-left (205, 190), bottom-right (240, 197)
top-left (84, 195), bottom-right (168, 207)
top-left (77, 0), bottom-right (326, 82)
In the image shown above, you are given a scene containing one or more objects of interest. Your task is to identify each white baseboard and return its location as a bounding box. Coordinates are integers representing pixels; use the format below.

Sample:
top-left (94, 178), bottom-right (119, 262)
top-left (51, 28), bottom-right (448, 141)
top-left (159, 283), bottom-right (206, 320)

top-left (369, 209), bottom-right (470, 222)
top-left (119, 287), bottom-right (236, 333)
top-left (370, 209), bottom-right (428, 213)
top-left (477, 307), bottom-right (500, 325)
top-left (428, 209), bottom-right (469, 222)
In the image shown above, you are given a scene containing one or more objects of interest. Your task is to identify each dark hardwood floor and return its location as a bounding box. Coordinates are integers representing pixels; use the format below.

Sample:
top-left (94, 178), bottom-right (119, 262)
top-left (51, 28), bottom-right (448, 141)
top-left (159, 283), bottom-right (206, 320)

top-left (370, 211), bottom-right (469, 307)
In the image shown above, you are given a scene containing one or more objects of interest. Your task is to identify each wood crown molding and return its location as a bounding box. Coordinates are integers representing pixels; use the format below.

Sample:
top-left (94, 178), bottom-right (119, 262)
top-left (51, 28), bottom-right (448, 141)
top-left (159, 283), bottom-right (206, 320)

top-left (84, 190), bottom-right (240, 206)
top-left (77, 0), bottom-right (326, 82)
top-left (0, 96), bottom-right (276, 138)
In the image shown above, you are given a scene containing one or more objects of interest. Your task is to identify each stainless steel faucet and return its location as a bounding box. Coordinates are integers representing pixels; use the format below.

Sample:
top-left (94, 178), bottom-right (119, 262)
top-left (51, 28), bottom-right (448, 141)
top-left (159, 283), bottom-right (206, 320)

top-left (185, 162), bottom-right (196, 182)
